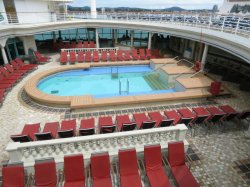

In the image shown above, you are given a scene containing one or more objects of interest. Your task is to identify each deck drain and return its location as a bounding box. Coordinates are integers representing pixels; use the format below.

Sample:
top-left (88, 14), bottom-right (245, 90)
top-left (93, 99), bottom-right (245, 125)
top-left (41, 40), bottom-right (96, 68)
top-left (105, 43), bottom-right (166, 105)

top-left (51, 90), bottom-right (59, 94)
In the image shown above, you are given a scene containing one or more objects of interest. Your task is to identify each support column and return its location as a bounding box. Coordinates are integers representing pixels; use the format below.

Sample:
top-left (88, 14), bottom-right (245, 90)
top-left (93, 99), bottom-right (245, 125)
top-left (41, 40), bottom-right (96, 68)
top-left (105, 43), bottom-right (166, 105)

top-left (0, 45), bottom-right (8, 64)
top-left (201, 44), bottom-right (208, 72)
top-left (87, 30), bottom-right (90, 42)
top-left (114, 29), bottom-right (118, 44)
top-left (53, 31), bottom-right (56, 43)
top-left (148, 32), bottom-right (152, 49)
top-left (130, 30), bottom-right (134, 48)
top-left (95, 29), bottom-right (99, 48)
top-left (19, 35), bottom-right (37, 55)
top-left (90, 0), bottom-right (97, 19)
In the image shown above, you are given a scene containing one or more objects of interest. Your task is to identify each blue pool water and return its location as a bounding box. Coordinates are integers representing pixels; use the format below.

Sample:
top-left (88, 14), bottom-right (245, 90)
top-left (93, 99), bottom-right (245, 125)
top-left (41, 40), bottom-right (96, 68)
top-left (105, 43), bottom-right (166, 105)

top-left (37, 65), bottom-right (175, 98)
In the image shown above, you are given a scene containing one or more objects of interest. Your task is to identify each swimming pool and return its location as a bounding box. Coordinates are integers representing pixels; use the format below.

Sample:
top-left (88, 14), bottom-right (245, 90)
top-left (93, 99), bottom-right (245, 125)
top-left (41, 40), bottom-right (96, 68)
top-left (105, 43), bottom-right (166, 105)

top-left (37, 65), bottom-right (175, 98)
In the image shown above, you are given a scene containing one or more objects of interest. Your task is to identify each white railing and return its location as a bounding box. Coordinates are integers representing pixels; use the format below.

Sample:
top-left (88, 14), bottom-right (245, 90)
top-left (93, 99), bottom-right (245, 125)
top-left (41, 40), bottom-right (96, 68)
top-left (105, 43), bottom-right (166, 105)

top-left (1, 12), bottom-right (250, 38)
top-left (6, 124), bottom-right (188, 167)
top-left (61, 47), bottom-right (119, 54)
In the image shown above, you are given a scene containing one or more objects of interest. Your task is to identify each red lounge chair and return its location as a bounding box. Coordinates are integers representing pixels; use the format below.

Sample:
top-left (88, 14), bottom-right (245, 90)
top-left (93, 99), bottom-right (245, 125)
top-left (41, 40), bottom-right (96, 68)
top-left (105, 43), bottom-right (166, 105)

top-left (85, 51), bottom-right (92, 62)
top-left (101, 51), bottom-right (108, 62)
top-left (58, 119), bottom-right (76, 138)
top-left (2, 165), bottom-right (25, 187)
top-left (91, 153), bottom-right (112, 187)
top-left (116, 115), bottom-right (136, 131)
top-left (164, 110), bottom-right (181, 125)
top-left (79, 118), bottom-right (95, 136)
top-left (58, 41), bottom-right (64, 49)
top-left (78, 51), bottom-right (84, 63)
top-left (139, 49), bottom-right (146, 60)
top-left (119, 149), bottom-right (142, 187)
top-left (206, 106), bottom-right (226, 125)
top-left (99, 116), bottom-right (116, 133)
top-left (34, 160), bottom-right (57, 187)
top-left (132, 49), bottom-right (140, 60)
top-left (124, 51), bottom-right (132, 61)
top-left (168, 141), bottom-right (200, 187)
top-left (11, 123), bottom-right (40, 142)
top-left (71, 41), bottom-right (77, 48)
top-left (146, 49), bottom-right (151, 59)
top-left (109, 50), bottom-right (117, 61)
top-left (60, 51), bottom-right (68, 65)
top-left (10, 60), bottom-right (30, 73)
top-left (35, 122), bottom-right (59, 140)
top-left (151, 49), bottom-right (160, 59)
top-left (177, 108), bottom-right (196, 126)
top-left (64, 154), bottom-right (85, 187)
top-left (83, 41), bottom-right (89, 48)
top-left (89, 41), bottom-right (95, 48)
top-left (11, 60), bottom-right (33, 72)
top-left (93, 51), bottom-right (100, 62)
top-left (0, 73), bottom-right (17, 85)
top-left (117, 50), bottom-right (125, 61)
top-left (133, 113), bottom-right (156, 129)
top-left (210, 82), bottom-right (222, 96)
top-left (148, 111), bottom-right (173, 127)
top-left (144, 145), bottom-right (171, 187)
top-left (77, 41), bottom-right (83, 48)
top-left (69, 51), bottom-right (76, 64)
top-left (15, 58), bottom-right (37, 69)
top-left (34, 51), bottom-right (51, 63)
top-left (5, 64), bottom-right (26, 76)
top-left (219, 105), bottom-right (239, 121)
top-left (192, 107), bottom-right (211, 124)
top-left (0, 67), bottom-right (23, 79)
top-left (65, 42), bottom-right (71, 49)
top-left (0, 83), bottom-right (12, 90)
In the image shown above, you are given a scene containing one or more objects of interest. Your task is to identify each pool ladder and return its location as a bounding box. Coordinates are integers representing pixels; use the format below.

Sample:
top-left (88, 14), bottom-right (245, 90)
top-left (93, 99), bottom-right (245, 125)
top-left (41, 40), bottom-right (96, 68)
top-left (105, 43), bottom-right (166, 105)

top-left (111, 67), bottom-right (118, 78)
top-left (119, 79), bottom-right (129, 95)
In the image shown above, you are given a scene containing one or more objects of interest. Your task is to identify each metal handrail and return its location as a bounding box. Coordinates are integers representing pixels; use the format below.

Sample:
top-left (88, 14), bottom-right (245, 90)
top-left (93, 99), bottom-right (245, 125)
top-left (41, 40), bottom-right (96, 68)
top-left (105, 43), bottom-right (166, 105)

top-left (154, 56), bottom-right (180, 72)
top-left (119, 78), bottom-right (129, 95)
top-left (174, 64), bottom-right (195, 80)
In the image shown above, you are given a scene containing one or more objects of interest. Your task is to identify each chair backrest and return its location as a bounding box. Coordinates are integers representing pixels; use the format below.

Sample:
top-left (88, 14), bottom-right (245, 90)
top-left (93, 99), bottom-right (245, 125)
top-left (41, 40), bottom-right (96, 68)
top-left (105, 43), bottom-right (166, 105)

top-left (168, 141), bottom-right (185, 167)
top-left (144, 144), bottom-right (162, 172)
top-left (64, 154), bottom-right (85, 182)
top-left (119, 149), bottom-right (138, 176)
top-left (35, 161), bottom-right (57, 187)
top-left (91, 153), bottom-right (111, 180)
top-left (2, 165), bottom-right (25, 187)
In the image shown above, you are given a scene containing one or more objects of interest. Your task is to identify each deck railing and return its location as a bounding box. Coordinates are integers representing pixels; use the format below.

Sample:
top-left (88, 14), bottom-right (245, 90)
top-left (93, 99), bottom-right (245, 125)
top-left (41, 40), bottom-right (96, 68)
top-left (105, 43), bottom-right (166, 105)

top-left (6, 124), bottom-right (188, 167)
top-left (0, 12), bottom-right (249, 38)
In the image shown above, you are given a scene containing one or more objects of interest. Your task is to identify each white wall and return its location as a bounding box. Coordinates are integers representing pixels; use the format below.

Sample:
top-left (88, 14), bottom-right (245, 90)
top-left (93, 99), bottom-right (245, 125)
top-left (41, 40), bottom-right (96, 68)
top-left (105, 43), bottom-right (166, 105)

top-left (15, 0), bottom-right (52, 23)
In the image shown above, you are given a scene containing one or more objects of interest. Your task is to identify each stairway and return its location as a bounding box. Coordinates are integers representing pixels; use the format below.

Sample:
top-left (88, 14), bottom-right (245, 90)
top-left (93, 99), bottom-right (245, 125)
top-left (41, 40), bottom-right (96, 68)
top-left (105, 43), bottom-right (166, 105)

top-left (144, 73), bottom-right (169, 90)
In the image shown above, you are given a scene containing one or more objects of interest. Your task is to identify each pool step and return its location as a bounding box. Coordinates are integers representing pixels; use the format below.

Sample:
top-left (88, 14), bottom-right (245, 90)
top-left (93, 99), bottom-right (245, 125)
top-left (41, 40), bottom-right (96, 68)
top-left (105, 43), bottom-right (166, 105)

top-left (144, 73), bottom-right (168, 90)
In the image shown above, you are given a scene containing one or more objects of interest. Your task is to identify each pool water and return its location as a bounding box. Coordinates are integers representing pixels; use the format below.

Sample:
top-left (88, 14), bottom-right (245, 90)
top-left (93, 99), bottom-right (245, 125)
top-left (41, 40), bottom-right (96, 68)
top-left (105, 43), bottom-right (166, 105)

top-left (38, 65), bottom-right (175, 98)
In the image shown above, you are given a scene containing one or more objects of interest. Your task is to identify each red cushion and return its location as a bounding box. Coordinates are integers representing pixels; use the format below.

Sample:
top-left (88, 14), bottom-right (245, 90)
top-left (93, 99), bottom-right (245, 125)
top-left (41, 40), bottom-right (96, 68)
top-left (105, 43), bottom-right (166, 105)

top-left (144, 145), bottom-right (162, 171)
top-left (64, 154), bottom-right (85, 183)
top-left (22, 123), bottom-right (40, 141)
top-left (61, 119), bottom-right (77, 135)
top-left (2, 165), bottom-right (25, 187)
top-left (119, 149), bottom-right (138, 176)
top-left (35, 161), bottom-right (57, 187)
top-left (147, 169), bottom-right (171, 187)
top-left (64, 181), bottom-right (85, 187)
top-left (168, 141), bottom-right (185, 167)
top-left (99, 116), bottom-right (113, 127)
top-left (120, 175), bottom-right (142, 187)
top-left (91, 153), bottom-right (111, 180)
top-left (80, 118), bottom-right (95, 129)
top-left (92, 178), bottom-right (112, 187)
top-left (172, 165), bottom-right (199, 187)
top-left (133, 113), bottom-right (150, 128)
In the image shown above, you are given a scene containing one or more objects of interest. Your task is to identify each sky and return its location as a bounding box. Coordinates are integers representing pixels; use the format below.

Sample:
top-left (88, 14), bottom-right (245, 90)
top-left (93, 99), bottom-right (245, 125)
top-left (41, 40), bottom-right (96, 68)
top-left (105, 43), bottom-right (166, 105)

top-left (70, 0), bottom-right (224, 10)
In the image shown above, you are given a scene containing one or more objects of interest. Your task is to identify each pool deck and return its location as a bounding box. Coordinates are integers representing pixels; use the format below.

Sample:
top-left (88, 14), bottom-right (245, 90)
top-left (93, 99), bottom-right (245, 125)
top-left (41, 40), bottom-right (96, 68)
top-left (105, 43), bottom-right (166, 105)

top-left (25, 61), bottom-right (224, 109)
top-left (161, 65), bottom-right (195, 75)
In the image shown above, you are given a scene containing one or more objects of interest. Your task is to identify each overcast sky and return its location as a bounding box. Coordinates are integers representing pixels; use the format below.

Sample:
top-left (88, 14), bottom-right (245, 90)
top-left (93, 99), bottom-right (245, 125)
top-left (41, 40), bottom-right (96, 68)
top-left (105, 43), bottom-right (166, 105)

top-left (70, 0), bottom-right (224, 9)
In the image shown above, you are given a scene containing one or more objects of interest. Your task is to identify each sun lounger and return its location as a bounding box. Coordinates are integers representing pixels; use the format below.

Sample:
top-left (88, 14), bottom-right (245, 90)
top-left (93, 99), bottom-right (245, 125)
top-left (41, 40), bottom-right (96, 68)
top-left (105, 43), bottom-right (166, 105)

top-left (116, 115), bottom-right (136, 131)
top-left (133, 113), bottom-right (156, 129)
top-left (99, 116), bottom-right (116, 133)
top-left (11, 123), bottom-right (40, 142)
top-left (79, 118), bottom-right (95, 136)
top-left (148, 111), bottom-right (173, 127)
top-left (58, 119), bottom-right (76, 138)
top-left (35, 122), bottom-right (59, 140)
